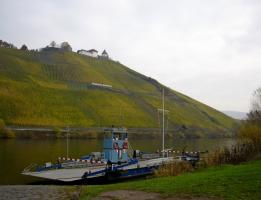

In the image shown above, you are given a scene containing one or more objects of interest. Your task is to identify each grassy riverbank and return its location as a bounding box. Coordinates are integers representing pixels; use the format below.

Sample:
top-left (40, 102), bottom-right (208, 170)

top-left (81, 159), bottom-right (261, 200)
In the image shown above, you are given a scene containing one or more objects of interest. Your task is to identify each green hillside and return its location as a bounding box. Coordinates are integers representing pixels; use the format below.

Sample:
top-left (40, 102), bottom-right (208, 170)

top-left (0, 47), bottom-right (236, 137)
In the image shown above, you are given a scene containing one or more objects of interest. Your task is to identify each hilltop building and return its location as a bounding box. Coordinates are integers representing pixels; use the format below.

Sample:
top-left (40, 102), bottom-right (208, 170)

top-left (77, 49), bottom-right (98, 58)
top-left (41, 46), bottom-right (60, 52)
top-left (77, 48), bottom-right (110, 59)
top-left (100, 50), bottom-right (109, 59)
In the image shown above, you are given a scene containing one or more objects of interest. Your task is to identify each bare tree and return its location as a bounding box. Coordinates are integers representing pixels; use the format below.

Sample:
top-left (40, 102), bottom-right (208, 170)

top-left (60, 42), bottom-right (72, 52)
top-left (0, 39), bottom-right (17, 49)
top-left (20, 44), bottom-right (28, 51)
top-left (247, 87), bottom-right (261, 123)
top-left (50, 41), bottom-right (56, 47)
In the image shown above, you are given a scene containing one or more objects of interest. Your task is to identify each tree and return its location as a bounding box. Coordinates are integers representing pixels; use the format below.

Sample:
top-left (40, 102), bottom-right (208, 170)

top-left (50, 41), bottom-right (56, 47)
top-left (20, 44), bottom-right (28, 51)
top-left (247, 87), bottom-right (261, 123)
top-left (0, 39), bottom-right (17, 49)
top-left (60, 42), bottom-right (72, 52)
top-left (239, 87), bottom-right (261, 149)
top-left (0, 119), bottom-right (15, 139)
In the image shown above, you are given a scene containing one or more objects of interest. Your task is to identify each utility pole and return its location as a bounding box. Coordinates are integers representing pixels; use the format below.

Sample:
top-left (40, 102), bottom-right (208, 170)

top-left (120, 106), bottom-right (124, 127)
top-left (162, 88), bottom-right (165, 158)
top-left (66, 126), bottom-right (69, 159)
top-left (157, 88), bottom-right (169, 158)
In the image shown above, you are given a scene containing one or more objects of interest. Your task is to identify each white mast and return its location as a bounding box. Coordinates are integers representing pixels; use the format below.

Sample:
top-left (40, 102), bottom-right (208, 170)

top-left (162, 88), bottom-right (165, 158)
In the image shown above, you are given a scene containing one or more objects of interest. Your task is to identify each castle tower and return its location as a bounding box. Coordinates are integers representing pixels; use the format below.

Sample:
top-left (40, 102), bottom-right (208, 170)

top-left (101, 50), bottom-right (109, 59)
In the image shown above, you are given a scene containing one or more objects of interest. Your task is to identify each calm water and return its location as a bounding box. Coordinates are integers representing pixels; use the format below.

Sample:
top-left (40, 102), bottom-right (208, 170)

top-left (0, 138), bottom-right (234, 185)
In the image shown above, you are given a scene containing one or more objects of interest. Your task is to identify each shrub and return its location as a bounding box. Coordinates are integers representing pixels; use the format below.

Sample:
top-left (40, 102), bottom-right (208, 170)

top-left (205, 141), bottom-right (259, 166)
top-left (0, 119), bottom-right (15, 139)
top-left (0, 119), bottom-right (5, 130)
top-left (155, 161), bottom-right (194, 177)
top-left (238, 123), bottom-right (261, 149)
top-left (4, 129), bottom-right (16, 138)
top-left (205, 120), bottom-right (261, 166)
top-left (53, 127), bottom-right (62, 138)
top-left (0, 119), bottom-right (5, 138)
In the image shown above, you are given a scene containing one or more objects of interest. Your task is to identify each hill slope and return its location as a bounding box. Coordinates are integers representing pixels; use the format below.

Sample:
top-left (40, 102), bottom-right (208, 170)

top-left (0, 47), bottom-right (236, 137)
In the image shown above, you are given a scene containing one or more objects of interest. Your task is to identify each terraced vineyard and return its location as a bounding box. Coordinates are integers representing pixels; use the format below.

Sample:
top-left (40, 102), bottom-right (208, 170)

top-left (0, 47), bottom-right (237, 137)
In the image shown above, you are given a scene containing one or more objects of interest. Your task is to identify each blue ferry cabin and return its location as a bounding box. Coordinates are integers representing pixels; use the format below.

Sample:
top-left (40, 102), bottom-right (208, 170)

top-left (103, 128), bottom-right (129, 164)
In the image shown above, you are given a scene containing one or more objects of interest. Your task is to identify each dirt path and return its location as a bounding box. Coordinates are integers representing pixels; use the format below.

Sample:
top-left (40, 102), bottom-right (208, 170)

top-left (92, 190), bottom-right (222, 200)
top-left (0, 185), bottom-right (76, 200)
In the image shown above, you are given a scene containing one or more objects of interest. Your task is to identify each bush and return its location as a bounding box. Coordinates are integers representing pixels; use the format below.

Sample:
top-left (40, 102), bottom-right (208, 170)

top-left (155, 161), bottom-right (194, 177)
top-left (53, 127), bottom-right (62, 138)
top-left (238, 123), bottom-right (261, 148)
top-left (206, 141), bottom-right (260, 166)
top-left (4, 129), bottom-right (16, 138)
top-left (0, 119), bottom-right (15, 139)
top-left (205, 120), bottom-right (261, 166)
top-left (0, 119), bottom-right (5, 130)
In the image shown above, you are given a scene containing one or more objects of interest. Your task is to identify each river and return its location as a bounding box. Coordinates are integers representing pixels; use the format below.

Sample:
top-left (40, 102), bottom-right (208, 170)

top-left (0, 138), bottom-right (234, 185)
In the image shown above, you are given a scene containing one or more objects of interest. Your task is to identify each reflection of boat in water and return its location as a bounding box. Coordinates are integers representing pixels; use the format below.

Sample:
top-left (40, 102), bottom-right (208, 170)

top-left (22, 128), bottom-right (177, 182)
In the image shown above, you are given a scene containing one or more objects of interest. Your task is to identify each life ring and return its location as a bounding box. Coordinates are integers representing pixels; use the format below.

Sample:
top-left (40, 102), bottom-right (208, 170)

top-left (123, 141), bottom-right (128, 149)
top-left (113, 142), bottom-right (119, 150)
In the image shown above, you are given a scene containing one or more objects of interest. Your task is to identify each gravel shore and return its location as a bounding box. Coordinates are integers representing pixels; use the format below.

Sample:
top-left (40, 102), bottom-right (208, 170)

top-left (93, 190), bottom-right (222, 200)
top-left (0, 185), bottom-right (75, 200)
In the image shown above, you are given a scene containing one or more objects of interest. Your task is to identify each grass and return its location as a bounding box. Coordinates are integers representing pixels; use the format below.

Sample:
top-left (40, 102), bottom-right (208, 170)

top-left (81, 159), bottom-right (261, 200)
top-left (0, 47), bottom-right (237, 136)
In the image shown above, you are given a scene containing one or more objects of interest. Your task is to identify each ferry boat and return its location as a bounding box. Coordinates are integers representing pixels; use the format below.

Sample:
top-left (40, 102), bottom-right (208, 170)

top-left (22, 127), bottom-right (175, 182)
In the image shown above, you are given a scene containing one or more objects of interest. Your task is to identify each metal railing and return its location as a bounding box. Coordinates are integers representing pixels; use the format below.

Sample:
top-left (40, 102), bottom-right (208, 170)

top-left (23, 163), bottom-right (37, 173)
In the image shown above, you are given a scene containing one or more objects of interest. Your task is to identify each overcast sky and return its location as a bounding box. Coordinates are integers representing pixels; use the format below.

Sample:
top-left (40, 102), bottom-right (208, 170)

top-left (1, 0), bottom-right (261, 112)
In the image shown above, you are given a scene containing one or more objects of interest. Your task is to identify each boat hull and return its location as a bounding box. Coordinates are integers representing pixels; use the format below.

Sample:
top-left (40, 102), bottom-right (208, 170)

top-left (22, 157), bottom-right (174, 182)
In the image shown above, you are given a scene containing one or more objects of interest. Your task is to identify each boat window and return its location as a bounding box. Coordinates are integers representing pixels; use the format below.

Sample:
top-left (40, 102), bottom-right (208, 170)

top-left (114, 133), bottom-right (120, 140)
top-left (104, 130), bottom-right (128, 140)
top-left (120, 133), bottom-right (127, 140)
top-left (104, 131), bottom-right (112, 139)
